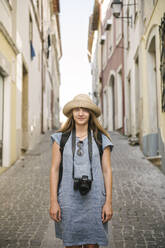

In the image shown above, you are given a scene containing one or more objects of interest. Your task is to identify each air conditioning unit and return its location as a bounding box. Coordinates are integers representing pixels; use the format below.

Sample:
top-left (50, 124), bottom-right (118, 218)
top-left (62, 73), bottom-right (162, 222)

top-left (105, 18), bottom-right (113, 30)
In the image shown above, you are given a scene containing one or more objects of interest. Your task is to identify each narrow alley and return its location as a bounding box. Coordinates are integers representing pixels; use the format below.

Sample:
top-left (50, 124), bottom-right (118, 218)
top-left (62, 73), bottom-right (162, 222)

top-left (0, 131), bottom-right (165, 248)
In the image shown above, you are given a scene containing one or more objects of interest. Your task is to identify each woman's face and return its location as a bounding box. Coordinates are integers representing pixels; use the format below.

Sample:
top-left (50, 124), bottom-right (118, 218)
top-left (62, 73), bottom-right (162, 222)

top-left (72, 107), bottom-right (90, 126)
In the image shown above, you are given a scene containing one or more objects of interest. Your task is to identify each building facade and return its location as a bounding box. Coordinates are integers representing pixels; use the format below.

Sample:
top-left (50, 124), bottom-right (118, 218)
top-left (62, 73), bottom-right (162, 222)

top-left (101, 0), bottom-right (124, 133)
top-left (123, 0), bottom-right (142, 142)
top-left (88, 0), bottom-right (165, 173)
top-left (0, 0), bottom-right (62, 168)
top-left (88, 0), bottom-right (125, 133)
top-left (88, 0), bottom-right (101, 109)
top-left (123, 0), bottom-right (165, 171)
top-left (138, 0), bottom-right (165, 172)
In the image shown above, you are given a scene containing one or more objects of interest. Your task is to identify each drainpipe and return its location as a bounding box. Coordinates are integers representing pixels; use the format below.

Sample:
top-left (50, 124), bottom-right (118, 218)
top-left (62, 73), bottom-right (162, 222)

top-left (121, 6), bottom-right (125, 134)
top-left (41, 0), bottom-right (44, 134)
top-left (100, 4), bottom-right (104, 120)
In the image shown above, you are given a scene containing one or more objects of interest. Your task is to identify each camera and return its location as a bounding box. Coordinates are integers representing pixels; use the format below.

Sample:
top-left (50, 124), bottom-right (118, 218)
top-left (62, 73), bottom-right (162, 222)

top-left (74, 175), bottom-right (92, 195)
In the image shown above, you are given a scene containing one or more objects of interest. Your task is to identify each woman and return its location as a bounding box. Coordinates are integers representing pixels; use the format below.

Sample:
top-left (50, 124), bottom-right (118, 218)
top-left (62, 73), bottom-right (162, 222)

top-left (49, 94), bottom-right (114, 248)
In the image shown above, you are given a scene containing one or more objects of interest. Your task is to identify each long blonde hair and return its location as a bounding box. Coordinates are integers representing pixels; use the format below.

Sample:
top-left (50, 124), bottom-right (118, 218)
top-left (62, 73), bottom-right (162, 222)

top-left (58, 110), bottom-right (112, 142)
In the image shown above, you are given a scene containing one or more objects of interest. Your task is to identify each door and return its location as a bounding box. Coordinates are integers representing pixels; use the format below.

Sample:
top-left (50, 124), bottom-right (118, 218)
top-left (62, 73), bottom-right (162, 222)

top-left (108, 75), bottom-right (115, 131)
top-left (22, 65), bottom-right (28, 152)
top-left (0, 75), bottom-right (4, 166)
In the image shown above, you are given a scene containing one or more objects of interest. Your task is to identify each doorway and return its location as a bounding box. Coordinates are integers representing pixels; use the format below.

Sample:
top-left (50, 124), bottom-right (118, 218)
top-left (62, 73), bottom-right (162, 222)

top-left (21, 65), bottom-right (28, 153)
top-left (117, 70), bottom-right (123, 129)
top-left (147, 36), bottom-right (158, 133)
top-left (127, 75), bottom-right (131, 136)
top-left (108, 75), bottom-right (115, 131)
top-left (146, 35), bottom-right (158, 156)
top-left (135, 56), bottom-right (140, 136)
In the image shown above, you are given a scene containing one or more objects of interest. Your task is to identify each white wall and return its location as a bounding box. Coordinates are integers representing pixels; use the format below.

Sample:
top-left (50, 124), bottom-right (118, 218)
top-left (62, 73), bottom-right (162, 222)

top-left (15, 0), bottom-right (42, 148)
top-left (123, 0), bottom-right (142, 136)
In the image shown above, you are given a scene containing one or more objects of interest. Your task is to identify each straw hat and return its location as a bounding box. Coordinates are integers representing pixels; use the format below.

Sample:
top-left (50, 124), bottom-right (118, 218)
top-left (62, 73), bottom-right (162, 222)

top-left (63, 94), bottom-right (101, 117)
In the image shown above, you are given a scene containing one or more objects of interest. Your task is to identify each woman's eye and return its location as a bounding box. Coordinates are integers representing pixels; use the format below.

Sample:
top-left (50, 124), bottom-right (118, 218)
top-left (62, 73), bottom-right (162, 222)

top-left (74, 108), bottom-right (79, 112)
top-left (73, 107), bottom-right (89, 113)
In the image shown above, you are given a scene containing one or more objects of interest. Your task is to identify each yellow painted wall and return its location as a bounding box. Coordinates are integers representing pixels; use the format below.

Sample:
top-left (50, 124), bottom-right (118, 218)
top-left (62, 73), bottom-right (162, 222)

top-left (10, 80), bottom-right (17, 164)
top-left (0, 31), bottom-right (17, 165)
top-left (140, 0), bottom-right (165, 143)
top-left (0, 32), bottom-right (16, 61)
top-left (139, 37), bottom-right (149, 136)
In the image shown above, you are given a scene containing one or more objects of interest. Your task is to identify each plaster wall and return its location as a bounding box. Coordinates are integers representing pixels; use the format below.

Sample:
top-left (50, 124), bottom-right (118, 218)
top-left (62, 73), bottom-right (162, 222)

top-left (15, 0), bottom-right (42, 149)
top-left (0, 31), bottom-right (17, 167)
top-left (140, 0), bottom-right (165, 171)
top-left (123, 0), bottom-right (142, 137)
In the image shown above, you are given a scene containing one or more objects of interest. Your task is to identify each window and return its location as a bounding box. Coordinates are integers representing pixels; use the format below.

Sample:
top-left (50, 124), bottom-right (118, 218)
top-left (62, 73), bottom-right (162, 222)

top-left (127, 7), bottom-right (130, 49)
top-left (29, 14), bottom-right (36, 60)
top-left (134, 0), bottom-right (138, 21)
top-left (159, 13), bottom-right (165, 112)
top-left (29, 14), bottom-right (33, 42)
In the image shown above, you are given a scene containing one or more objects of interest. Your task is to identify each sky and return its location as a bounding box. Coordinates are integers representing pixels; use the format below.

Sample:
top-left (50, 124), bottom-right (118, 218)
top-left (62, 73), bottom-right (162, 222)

top-left (59, 0), bottom-right (95, 123)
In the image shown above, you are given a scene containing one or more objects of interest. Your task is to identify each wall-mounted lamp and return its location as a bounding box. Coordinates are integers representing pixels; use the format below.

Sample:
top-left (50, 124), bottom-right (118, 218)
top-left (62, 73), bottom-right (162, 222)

top-left (93, 91), bottom-right (99, 98)
top-left (89, 91), bottom-right (100, 106)
top-left (105, 18), bottom-right (113, 30)
top-left (100, 35), bottom-right (106, 45)
top-left (111, 0), bottom-right (136, 27)
top-left (111, 0), bottom-right (123, 18)
top-left (88, 91), bottom-right (99, 98)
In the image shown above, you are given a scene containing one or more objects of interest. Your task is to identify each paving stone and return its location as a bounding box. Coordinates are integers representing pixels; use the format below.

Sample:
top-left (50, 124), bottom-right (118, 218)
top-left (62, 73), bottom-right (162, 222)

top-left (0, 130), bottom-right (165, 248)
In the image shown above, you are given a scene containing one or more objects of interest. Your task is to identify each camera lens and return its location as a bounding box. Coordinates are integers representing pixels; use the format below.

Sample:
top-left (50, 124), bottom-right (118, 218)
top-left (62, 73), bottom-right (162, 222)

top-left (79, 183), bottom-right (89, 195)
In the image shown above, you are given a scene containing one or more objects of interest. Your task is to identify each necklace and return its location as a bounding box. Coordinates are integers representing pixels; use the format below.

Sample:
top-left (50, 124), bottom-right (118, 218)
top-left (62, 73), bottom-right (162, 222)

top-left (76, 133), bottom-right (87, 139)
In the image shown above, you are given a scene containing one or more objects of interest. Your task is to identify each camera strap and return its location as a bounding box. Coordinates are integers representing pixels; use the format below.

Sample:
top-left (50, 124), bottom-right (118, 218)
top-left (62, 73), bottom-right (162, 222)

top-left (72, 127), bottom-right (93, 181)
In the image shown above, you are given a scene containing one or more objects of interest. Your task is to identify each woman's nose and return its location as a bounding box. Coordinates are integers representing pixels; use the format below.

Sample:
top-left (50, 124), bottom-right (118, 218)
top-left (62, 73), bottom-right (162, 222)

top-left (78, 108), bottom-right (84, 115)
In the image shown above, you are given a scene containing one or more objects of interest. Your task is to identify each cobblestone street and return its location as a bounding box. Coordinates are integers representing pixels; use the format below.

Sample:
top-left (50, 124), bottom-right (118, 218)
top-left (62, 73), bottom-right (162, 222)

top-left (0, 130), bottom-right (165, 248)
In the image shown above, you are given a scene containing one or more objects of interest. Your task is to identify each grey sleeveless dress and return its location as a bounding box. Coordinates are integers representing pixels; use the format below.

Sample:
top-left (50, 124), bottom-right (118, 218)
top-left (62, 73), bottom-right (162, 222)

top-left (50, 131), bottom-right (114, 247)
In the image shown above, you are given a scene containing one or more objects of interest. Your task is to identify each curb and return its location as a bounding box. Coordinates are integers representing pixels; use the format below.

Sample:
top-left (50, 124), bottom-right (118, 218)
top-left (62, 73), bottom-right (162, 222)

top-left (0, 166), bottom-right (11, 176)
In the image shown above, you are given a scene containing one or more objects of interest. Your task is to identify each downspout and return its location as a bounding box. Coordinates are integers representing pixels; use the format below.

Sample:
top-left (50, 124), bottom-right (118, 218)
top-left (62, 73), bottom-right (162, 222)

top-left (101, 45), bottom-right (104, 115)
top-left (100, 3), bottom-right (104, 118)
top-left (41, 0), bottom-right (44, 134)
top-left (121, 6), bottom-right (125, 134)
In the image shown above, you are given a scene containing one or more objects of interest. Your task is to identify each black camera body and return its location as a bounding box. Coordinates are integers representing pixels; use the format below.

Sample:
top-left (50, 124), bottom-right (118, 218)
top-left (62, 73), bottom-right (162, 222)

top-left (74, 175), bottom-right (92, 195)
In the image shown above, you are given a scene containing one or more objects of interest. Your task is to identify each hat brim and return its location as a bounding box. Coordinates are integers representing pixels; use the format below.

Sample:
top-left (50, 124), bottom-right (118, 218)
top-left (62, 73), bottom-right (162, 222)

top-left (63, 100), bottom-right (101, 117)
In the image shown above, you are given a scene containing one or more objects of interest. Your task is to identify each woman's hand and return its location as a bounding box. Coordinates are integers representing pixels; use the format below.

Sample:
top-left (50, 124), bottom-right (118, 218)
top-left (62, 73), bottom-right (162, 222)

top-left (49, 202), bottom-right (61, 222)
top-left (102, 203), bottom-right (113, 223)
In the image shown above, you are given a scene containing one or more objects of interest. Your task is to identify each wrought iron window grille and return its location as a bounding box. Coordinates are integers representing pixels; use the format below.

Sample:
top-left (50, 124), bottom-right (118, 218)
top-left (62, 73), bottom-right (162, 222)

top-left (159, 13), bottom-right (165, 112)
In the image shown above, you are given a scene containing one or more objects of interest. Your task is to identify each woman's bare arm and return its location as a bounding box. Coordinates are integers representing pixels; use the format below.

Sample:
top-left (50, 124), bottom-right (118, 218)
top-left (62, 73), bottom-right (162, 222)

top-left (49, 141), bottom-right (61, 221)
top-left (101, 147), bottom-right (113, 223)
